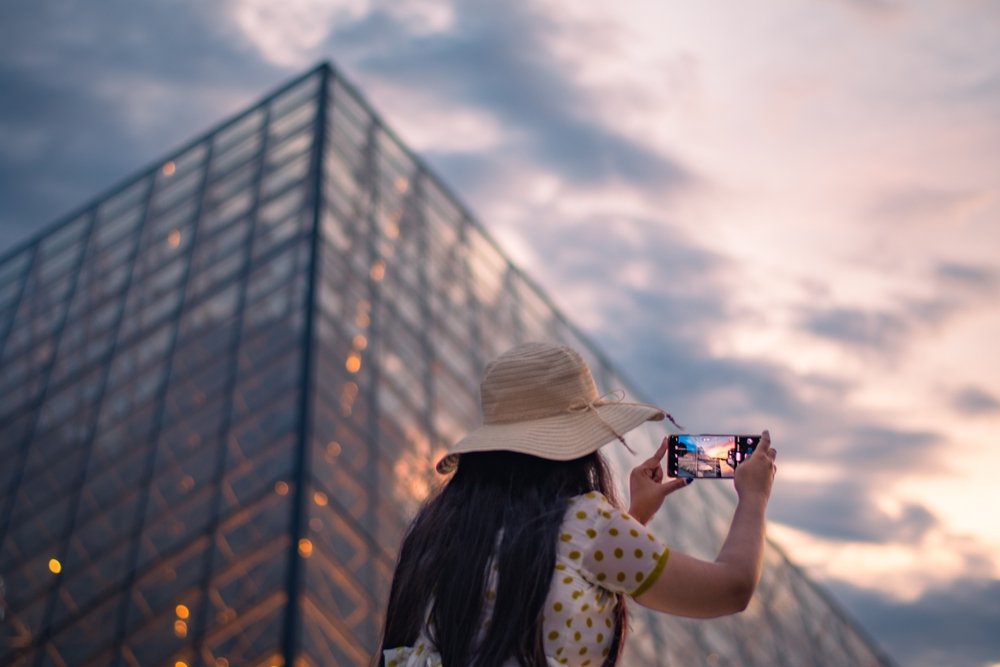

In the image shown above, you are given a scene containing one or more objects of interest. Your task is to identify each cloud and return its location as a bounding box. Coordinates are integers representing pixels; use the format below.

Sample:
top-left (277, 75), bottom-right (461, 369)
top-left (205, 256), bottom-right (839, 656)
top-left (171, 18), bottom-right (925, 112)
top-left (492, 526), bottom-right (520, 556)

top-left (799, 259), bottom-right (998, 355)
top-left (867, 184), bottom-right (993, 226)
top-left (802, 306), bottom-right (911, 350)
top-left (769, 479), bottom-right (938, 543)
top-left (231, 0), bottom-right (368, 67)
top-left (824, 0), bottom-right (906, 20)
top-left (827, 576), bottom-right (1000, 667)
top-left (762, 423), bottom-right (944, 545)
top-left (504, 211), bottom-right (821, 435)
top-left (518, 214), bottom-right (954, 551)
top-left (0, 0), bottom-right (284, 251)
top-left (503, 203), bottom-right (948, 471)
top-left (952, 385), bottom-right (1000, 415)
top-left (0, 63), bottom-right (131, 248)
top-left (326, 2), bottom-right (695, 192)
top-left (936, 261), bottom-right (999, 292)
top-left (838, 424), bottom-right (940, 466)
top-left (785, 424), bottom-right (943, 485)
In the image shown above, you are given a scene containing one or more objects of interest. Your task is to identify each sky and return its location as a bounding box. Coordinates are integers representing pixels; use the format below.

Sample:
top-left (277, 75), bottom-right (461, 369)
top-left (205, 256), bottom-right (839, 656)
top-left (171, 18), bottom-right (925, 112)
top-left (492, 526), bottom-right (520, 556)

top-left (1, 0), bottom-right (998, 665)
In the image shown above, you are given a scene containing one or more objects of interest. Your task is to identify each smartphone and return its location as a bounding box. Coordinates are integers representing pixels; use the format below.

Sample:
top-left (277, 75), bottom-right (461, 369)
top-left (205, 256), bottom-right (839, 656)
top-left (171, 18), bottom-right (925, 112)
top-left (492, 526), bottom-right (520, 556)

top-left (666, 434), bottom-right (760, 479)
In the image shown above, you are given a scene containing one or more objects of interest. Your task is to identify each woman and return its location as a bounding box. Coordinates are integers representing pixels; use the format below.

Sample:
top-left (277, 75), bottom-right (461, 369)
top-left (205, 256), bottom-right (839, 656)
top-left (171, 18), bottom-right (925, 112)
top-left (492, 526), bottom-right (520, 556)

top-left (378, 342), bottom-right (776, 666)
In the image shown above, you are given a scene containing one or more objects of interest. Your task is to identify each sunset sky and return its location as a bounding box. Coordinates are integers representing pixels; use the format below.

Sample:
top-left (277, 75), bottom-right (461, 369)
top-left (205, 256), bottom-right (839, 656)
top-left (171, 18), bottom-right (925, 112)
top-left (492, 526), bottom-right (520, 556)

top-left (2, 1), bottom-right (999, 665)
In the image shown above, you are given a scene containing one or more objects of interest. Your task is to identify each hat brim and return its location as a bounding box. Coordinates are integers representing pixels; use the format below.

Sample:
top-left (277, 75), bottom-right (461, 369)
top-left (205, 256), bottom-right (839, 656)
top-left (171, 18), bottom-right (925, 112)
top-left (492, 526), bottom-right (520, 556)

top-left (435, 401), bottom-right (665, 474)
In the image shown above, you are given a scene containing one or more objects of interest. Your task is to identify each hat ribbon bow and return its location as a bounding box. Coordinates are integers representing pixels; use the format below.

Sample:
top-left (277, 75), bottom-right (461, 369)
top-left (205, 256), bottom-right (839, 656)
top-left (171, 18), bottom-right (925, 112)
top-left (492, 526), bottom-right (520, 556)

top-left (566, 391), bottom-right (638, 455)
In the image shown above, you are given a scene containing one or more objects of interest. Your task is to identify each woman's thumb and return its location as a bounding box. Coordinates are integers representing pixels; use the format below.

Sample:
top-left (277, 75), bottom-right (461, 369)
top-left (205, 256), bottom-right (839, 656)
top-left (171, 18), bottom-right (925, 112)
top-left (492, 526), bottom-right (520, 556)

top-left (661, 478), bottom-right (692, 497)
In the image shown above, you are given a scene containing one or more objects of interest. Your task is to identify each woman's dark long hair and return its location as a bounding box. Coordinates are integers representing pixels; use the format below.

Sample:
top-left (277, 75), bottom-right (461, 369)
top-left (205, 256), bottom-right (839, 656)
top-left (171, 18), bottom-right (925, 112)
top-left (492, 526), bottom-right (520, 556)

top-left (378, 450), bottom-right (627, 667)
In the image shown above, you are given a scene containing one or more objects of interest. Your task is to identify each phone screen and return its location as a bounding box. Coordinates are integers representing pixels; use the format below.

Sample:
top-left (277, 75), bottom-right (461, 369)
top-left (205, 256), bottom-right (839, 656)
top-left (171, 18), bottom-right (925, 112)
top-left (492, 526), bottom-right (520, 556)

top-left (666, 434), bottom-right (759, 479)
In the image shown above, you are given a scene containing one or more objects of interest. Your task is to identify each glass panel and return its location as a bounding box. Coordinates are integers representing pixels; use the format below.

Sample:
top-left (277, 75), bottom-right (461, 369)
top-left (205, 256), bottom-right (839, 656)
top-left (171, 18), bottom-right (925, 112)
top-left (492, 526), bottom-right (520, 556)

top-left (20, 423), bottom-right (89, 504)
top-left (99, 357), bottom-right (166, 429)
top-left (301, 598), bottom-right (375, 667)
top-left (135, 480), bottom-right (215, 573)
top-left (72, 453), bottom-right (148, 563)
top-left (0, 246), bottom-right (31, 288)
top-left (185, 248), bottom-right (244, 304)
top-left (212, 108), bottom-right (265, 166)
top-left (123, 538), bottom-right (207, 639)
top-left (271, 71), bottom-right (320, 120)
top-left (151, 167), bottom-right (203, 222)
top-left (269, 98), bottom-right (316, 147)
top-left (74, 239), bottom-right (134, 315)
top-left (36, 239), bottom-right (84, 292)
top-left (262, 151), bottom-right (311, 201)
top-left (253, 185), bottom-right (307, 261)
top-left (196, 218), bottom-right (253, 271)
top-left (120, 592), bottom-right (201, 667)
top-left (207, 161), bottom-right (258, 223)
top-left (179, 281), bottom-right (240, 341)
top-left (159, 143), bottom-right (208, 184)
top-left (144, 428), bottom-right (224, 535)
top-left (243, 257), bottom-right (307, 336)
top-left (323, 144), bottom-right (364, 218)
top-left (466, 224), bottom-right (509, 308)
top-left (52, 538), bottom-right (133, 628)
top-left (0, 279), bottom-right (22, 313)
top-left (93, 180), bottom-right (150, 250)
top-left (268, 126), bottom-right (313, 167)
top-left (46, 590), bottom-right (120, 665)
top-left (202, 189), bottom-right (254, 237)
top-left (39, 214), bottom-right (88, 263)
top-left (202, 593), bottom-right (285, 667)
top-left (144, 200), bottom-right (197, 256)
top-left (300, 544), bottom-right (388, 661)
top-left (330, 79), bottom-right (369, 133)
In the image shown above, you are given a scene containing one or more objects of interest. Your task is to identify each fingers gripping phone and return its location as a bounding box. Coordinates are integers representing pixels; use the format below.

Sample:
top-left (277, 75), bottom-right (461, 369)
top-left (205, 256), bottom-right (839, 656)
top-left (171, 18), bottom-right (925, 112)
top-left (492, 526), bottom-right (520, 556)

top-left (666, 434), bottom-right (760, 479)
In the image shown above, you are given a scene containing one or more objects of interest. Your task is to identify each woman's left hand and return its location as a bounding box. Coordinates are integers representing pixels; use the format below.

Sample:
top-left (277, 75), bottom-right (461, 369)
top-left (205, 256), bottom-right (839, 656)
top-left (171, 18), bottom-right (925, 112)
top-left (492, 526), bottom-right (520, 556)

top-left (628, 437), bottom-right (691, 525)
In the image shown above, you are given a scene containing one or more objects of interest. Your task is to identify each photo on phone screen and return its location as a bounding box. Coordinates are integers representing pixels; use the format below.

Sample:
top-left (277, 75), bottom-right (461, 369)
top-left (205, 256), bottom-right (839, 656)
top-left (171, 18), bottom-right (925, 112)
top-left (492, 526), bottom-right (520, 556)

top-left (666, 434), bottom-right (759, 479)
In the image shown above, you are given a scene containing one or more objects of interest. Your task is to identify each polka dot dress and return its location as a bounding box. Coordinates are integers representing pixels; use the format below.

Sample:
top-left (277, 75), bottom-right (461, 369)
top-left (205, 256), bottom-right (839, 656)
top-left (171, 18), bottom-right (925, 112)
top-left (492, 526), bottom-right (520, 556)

top-left (541, 492), bottom-right (670, 665)
top-left (383, 492), bottom-right (670, 667)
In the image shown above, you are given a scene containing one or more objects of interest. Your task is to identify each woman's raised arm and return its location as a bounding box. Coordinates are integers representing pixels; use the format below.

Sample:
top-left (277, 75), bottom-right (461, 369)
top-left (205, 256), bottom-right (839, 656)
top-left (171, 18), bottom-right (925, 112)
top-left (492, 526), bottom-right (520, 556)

top-left (633, 430), bottom-right (777, 618)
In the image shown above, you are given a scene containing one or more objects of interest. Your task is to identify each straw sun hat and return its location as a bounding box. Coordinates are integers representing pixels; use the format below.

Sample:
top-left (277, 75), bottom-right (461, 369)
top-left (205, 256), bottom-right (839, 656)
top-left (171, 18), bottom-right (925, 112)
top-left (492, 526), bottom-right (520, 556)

top-left (435, 342), bottom-right (669, 474)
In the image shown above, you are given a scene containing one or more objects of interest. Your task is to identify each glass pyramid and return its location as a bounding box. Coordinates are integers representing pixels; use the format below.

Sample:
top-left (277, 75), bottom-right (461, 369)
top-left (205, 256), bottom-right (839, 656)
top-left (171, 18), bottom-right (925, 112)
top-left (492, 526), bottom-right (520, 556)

top-left (0, 63), bottom-right (895, 667)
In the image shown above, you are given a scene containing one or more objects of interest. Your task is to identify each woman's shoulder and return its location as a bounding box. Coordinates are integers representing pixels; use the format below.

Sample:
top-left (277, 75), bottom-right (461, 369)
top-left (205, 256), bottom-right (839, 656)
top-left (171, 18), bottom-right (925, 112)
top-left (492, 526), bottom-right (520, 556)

top-left (564, 492), bottom-right (652, 538)
top-left (566, 491), bottom-right (619, 520)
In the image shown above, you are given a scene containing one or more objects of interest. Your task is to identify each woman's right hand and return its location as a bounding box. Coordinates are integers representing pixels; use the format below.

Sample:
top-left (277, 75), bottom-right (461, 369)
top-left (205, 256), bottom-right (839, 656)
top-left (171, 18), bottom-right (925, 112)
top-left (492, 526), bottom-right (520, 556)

top-left (633, 429), bottom-right (777, 619)
top-left (734, 430), bottom-right (776, 502)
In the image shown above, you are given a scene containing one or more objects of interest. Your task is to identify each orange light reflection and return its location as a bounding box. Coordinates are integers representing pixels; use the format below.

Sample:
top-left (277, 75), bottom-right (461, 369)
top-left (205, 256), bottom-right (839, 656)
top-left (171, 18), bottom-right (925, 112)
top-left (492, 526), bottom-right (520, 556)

top-left (298, 538), bottom-right (313, 558)
top-left (345, 352), bottom-right (362, 374)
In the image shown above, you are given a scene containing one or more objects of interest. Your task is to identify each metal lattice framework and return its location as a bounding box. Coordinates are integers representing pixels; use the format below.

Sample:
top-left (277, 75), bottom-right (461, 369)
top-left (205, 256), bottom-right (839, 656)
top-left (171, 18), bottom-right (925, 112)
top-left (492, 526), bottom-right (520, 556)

top-left (0, 63), bottom-right (895, 667)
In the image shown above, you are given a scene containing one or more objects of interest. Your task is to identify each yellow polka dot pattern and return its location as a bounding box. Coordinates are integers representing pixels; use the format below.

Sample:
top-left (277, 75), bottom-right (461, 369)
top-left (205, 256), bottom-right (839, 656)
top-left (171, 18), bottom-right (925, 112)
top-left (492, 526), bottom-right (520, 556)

top-left (383, 638), bottom-right (443, 667)
top-left (382, 492), bottom-right (670, 667)
top-left (539, 492), bottom-right (671, 666)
